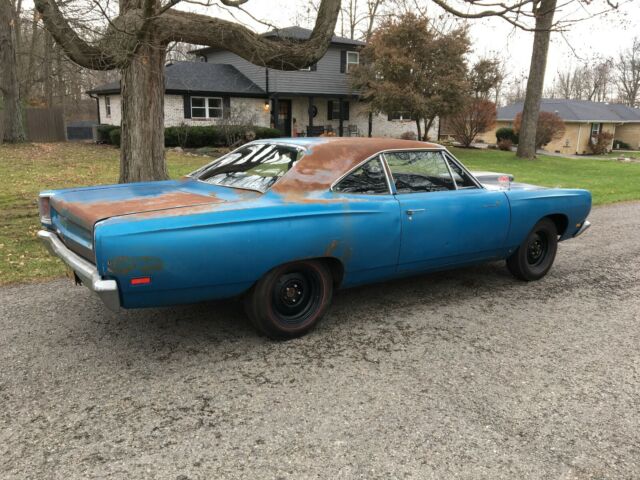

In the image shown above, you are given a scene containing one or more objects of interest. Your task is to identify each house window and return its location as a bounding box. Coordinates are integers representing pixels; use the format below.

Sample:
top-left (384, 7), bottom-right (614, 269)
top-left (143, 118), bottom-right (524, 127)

top-left (328, 100), bottom-right (349, 120)
top-left (591, 123), bottom-right (602, 137)
top-left (191, 97), bottom-right (223, 119)
top-left (105, 96), bottom-right (111, 117)
top-left (346, 51), bottom-right (359, 73)
top-left (388, 111), bottom-right (413, 121)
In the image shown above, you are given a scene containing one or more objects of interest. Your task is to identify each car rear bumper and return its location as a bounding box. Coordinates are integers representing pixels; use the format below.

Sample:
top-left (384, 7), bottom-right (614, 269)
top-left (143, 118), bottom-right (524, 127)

top-left (37, 230), bottom-right (120, 311)
top-left (573, 220), bottom-right (591, 238)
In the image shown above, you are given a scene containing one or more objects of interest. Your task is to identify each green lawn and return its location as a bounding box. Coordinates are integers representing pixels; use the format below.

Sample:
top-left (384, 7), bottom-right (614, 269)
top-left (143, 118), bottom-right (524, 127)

top-left (0, 142), bottom-right (639, 285)
top-left (450, 147), bottom-right (640, 205)
top-left (0, 143), bottom-right (207, 285)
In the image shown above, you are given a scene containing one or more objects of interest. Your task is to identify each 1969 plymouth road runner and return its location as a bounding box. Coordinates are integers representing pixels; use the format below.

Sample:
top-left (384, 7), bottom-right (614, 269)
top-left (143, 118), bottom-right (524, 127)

top-left (38, 138), bottom-right (591, 339)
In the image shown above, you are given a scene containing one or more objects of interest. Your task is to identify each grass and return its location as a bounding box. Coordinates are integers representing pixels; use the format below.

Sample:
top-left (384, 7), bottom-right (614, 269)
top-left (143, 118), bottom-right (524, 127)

top-left (450, 147), bottom-right (640, 206)
top-left (0, 143), bottom-right (207, 285)
top-left (0, 142), bottom-right (639, 286)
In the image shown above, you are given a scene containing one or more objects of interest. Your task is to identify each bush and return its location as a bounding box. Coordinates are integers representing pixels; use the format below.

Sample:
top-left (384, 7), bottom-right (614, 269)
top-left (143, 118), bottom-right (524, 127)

top-left (613, 139), bottom-right (631, 150)
top-left (497, 139), bottom-right (513, 151)
top-left (514, 111), bottom-right (565, 150)
top-left (108, 128), bottom-right (121, 147)
top-left (496, 127), bottom-right (518, 145)
top-left (589, 131), bottom-right (614, 155)
top-left (400, 131), bottom-right (417, 140)
top-left (448, 99), bottom-right (497, 147)
top-left (108, 125), bottom-right (283, 149)
top-left (97, 125), bottom-right (119, 144)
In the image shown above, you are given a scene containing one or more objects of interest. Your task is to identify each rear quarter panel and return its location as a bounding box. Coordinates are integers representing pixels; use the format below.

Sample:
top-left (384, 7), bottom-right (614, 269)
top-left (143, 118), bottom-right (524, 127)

top-left (94, 191), bottom-right (401, 308)
top-left (504, 187), bottom-right (592, 250)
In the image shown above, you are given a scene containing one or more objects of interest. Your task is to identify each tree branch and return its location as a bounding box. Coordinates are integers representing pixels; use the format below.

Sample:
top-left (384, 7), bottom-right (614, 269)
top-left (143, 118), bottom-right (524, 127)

top-left (33, 0), bottom-right (118, 69)
top-left (156, 0), bottom-right (341, 69)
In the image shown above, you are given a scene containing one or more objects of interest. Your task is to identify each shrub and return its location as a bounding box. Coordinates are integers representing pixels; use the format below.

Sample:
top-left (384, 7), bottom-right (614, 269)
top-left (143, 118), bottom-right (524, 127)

top-left (97, 125), bottom-right (119, 144)
top-left (497, 139), bottom-right (513, 151)
top-left (253, 127), bottom-right (283, 140)
top-left (496, 127), bottom-right (518, 144)
top-left (109, 128), bottom-right (121, 147)
top-left (514, 111), bottom-right (565, 150)
top-left (589, 131), bottom-right (614, 155)
top-left (448, 99), bottom-right (497, 147)
top-left (613, 139), bottom-right (631, 150)
top-left (400, 131), bottom-right (417, 140)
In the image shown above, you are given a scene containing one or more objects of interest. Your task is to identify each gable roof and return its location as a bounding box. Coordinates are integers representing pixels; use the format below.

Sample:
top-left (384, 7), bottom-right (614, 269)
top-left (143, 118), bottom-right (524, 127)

top-left (261, 26), bottom-right (365, 46)
top-left (498, 99), bottom-right (640, 123)
top-left (88, 62), bottom-right (265, 96)
top-left (190, 25), bottom-right (365, 56)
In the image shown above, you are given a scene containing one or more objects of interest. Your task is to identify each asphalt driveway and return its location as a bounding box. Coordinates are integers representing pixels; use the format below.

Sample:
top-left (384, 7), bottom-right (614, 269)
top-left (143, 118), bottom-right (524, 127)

top-left (1, 202), bottom-right (639, 479)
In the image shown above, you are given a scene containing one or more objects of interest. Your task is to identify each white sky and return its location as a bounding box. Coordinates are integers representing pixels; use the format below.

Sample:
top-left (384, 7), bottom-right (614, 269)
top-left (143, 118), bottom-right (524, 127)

top-left (184, 0), bottom-right (640, 91)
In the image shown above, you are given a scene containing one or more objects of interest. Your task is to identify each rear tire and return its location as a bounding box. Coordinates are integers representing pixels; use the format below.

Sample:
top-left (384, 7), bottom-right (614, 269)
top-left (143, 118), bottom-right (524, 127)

top-left (244, 260), bottom-right (333, 340)
top-left (507, 218), bottom-right (558, 281)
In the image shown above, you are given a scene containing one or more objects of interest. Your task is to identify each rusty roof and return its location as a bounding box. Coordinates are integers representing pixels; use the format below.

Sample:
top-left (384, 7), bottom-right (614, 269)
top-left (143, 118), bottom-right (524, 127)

top-left (270, 137), bottom-right (442, 194)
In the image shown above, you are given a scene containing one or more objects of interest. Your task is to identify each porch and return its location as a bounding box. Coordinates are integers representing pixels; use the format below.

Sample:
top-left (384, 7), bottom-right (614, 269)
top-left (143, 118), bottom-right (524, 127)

top-left (270, 95), bottom-right (367, 138)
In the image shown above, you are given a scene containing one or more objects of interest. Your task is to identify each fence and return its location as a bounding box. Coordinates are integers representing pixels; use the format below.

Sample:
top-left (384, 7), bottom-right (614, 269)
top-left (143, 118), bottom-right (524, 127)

top-left (25, 107), bottom-right (66, 142)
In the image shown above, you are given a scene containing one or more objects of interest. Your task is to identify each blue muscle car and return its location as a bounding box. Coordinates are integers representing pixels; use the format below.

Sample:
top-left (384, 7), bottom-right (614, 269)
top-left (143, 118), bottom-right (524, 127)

top-left (38, 138), bottom-right (591, 338)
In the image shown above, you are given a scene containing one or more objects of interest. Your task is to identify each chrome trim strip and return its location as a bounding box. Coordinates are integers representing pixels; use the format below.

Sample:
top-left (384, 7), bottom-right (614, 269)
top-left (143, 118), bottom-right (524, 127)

top-left (574, 220), bottom-right (591, 237)
top-left (37, 230), bottom-right (120, 311)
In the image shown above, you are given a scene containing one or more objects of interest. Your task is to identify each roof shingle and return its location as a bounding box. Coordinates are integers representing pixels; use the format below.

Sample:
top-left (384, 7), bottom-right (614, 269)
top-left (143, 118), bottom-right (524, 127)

top-left (88, 62), bottom-right (265, 96)
top-left (498, 99), bottom-right (640, 123)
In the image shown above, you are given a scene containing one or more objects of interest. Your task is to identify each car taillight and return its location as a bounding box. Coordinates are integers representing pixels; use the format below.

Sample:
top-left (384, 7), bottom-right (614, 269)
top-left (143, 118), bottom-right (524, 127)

top-left (39, 195), bottom-right (52, 225)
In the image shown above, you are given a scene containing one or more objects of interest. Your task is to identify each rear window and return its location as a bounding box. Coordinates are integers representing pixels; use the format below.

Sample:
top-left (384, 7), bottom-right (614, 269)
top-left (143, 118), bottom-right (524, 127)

top-left (190, 143), bottom-right (304, 192)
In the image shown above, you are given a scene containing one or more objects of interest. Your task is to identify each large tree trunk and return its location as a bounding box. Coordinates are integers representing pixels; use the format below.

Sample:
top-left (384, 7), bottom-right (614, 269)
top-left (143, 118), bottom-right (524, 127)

top-left (0, 0), bottom-right (26, 143)
top-left (119, 40), bottom-right (168, 183)
top-left (516, 0), bottom-right (557, 159)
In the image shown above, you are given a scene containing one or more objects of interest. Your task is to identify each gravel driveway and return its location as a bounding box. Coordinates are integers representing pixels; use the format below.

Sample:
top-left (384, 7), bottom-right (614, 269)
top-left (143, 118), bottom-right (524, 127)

top-left (1, 202), bottom-right (639, 479)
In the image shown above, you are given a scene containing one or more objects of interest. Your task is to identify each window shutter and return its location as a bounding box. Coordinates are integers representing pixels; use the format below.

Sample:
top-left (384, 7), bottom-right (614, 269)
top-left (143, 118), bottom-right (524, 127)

top-left (223, 96), bottom-right (231, 119)
top-left (183, 94), bottom-right (191, 119)
top-left (343, 101), bottom-right (350, 121)
top-left (327, 100), bottom-right (334, 120)
top-left (340, 50), bottom-right (347, 73)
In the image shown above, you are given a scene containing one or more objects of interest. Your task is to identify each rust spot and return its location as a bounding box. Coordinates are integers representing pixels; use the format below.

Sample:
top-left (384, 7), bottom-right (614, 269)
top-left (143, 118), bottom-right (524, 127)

top-left (325, 239), bottom-right (339, 256)
top-left (107, 256), bottom-right (163, 275)
top-left (52, 191), bottom-right (231, 230)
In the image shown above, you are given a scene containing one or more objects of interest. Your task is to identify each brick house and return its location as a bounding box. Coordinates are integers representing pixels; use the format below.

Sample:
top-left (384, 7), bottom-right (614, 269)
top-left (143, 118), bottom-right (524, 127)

top-left (89, 26), bottom-right (438, 139)
top-left (473, 99), bottom-right (640, 153)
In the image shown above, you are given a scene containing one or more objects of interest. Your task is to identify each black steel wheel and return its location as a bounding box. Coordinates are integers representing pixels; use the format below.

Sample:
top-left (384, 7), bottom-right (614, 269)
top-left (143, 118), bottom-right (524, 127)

top-left (245, 260), bottom-right (333, 339)
top-left (507, 218), bottom-right (558, 281)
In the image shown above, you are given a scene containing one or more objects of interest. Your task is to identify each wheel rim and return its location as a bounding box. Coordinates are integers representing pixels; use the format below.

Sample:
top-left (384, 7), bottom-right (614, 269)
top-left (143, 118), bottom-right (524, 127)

top-left (526, 232), bottom-right (548, 266)
top-left (271, 268), bottom-right (322, 326)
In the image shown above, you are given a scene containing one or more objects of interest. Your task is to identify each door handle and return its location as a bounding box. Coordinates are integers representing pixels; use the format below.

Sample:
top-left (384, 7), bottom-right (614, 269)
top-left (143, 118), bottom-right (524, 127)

top-left (406, 209), bottom-right (425, 216)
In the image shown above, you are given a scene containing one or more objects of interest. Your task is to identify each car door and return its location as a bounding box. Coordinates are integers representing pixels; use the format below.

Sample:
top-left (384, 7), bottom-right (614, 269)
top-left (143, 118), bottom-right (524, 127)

top-left (383, 150), bottom-right (510, 273)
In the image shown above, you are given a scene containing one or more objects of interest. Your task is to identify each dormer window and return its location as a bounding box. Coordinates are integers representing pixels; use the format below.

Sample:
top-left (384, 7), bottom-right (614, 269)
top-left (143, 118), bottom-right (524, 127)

top-left (346, 51), bottom-right (359, 72)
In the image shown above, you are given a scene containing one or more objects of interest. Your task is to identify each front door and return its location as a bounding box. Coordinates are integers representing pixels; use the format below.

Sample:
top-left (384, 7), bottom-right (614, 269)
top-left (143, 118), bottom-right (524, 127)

top-left (384, 150), bottom-right (510, 272)
top-left (272, 99), bottom-right (292, 137)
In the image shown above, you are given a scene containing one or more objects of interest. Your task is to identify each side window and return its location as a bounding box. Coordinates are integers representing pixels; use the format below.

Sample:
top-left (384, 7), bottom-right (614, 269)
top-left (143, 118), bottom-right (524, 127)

top-left (446, 155), bottom-right (478, 189)
top-left (385, 151), bottom-right (455, 193)
top-left (333, 156), bottom-right (389, 195)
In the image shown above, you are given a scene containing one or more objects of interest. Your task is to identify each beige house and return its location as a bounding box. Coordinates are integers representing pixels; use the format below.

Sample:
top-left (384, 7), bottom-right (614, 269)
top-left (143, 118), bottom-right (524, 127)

top-left (475, 99), bottom-right (640, 154)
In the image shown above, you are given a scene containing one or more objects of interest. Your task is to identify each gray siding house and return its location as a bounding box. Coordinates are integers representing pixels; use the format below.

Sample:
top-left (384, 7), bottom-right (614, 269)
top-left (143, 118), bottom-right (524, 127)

top-left (90, 26), bottom-right (437, 139)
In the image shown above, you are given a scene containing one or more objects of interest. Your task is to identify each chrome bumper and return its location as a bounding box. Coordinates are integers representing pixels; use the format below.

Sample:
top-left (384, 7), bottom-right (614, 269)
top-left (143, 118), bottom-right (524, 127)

top-left (574, 220), bottom-right (591, 238)
top-left (37, 230), bottom-right (120, 311)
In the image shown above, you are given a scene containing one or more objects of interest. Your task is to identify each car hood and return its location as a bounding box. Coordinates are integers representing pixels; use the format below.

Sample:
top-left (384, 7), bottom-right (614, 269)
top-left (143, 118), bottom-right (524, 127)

top-left (48, 179), bottom-right (259, 230)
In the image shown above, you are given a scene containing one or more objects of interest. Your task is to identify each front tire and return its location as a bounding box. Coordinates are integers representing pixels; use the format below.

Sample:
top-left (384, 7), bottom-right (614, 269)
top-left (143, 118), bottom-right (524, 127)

top-left (507, 218), bottom-right (558, 281)
top-left (244, 260), bottom-right (333, 339)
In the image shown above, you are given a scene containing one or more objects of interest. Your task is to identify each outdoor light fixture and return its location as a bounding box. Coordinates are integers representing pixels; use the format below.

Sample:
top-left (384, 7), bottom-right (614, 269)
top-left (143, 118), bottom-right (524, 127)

top-left (263, 101), bottom-right (271, 112)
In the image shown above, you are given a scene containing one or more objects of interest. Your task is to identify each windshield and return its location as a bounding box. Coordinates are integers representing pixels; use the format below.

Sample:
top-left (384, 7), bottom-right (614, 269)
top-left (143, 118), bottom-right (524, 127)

top-left (190, 143), bottom-right (304, 192)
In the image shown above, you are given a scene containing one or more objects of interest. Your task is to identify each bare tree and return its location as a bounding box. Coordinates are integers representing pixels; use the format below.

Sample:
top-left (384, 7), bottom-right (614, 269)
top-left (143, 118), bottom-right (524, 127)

top-left (0, 0), bottom-right (27, 142)
top-left (35, 0), bottom-right (341, 183)
top-left (616, 38), bottom-right (640, 107)
top-left (550, 59), bottom-right (613, 102)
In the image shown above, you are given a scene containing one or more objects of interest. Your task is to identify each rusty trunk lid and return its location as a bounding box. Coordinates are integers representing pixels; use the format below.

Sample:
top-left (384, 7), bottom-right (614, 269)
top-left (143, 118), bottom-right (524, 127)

top-left (49, 179), bottom-right (259, 231)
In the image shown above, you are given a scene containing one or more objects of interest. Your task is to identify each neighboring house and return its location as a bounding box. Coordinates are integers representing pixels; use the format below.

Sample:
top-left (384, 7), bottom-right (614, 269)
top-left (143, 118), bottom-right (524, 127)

top-left (89, 26), bottom-right (437, 139)
top-left (475, 99), bottom-right (640, 154)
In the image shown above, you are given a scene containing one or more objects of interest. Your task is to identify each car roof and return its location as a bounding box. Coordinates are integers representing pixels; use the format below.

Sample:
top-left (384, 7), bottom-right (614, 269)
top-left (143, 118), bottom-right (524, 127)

top-left (256, 137), bottom-right (443, 195)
